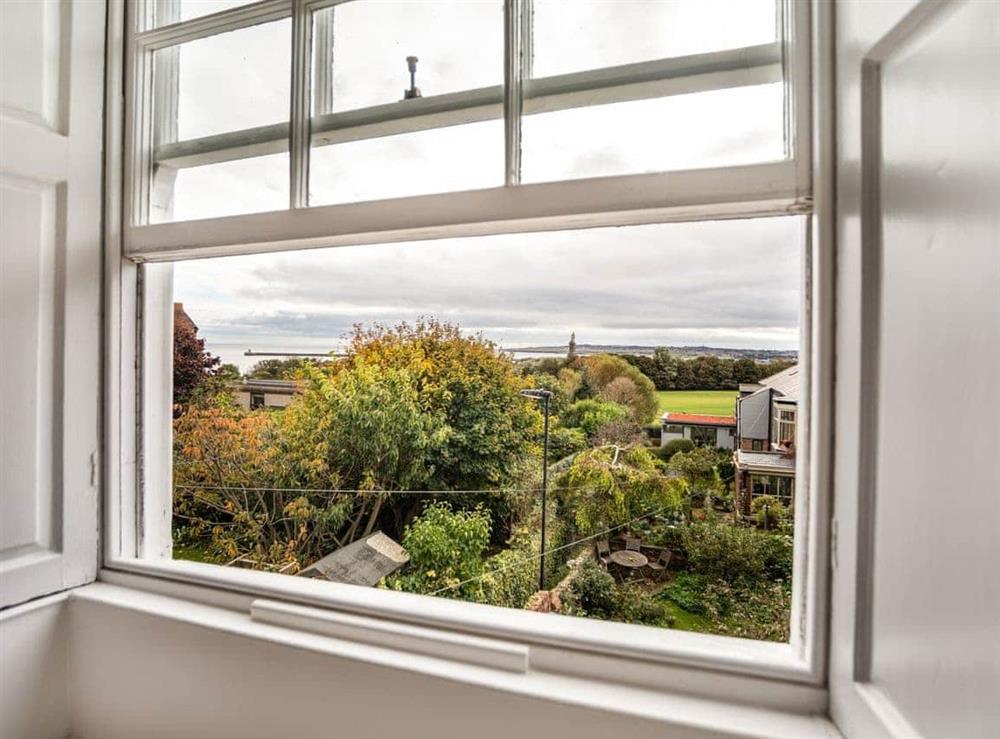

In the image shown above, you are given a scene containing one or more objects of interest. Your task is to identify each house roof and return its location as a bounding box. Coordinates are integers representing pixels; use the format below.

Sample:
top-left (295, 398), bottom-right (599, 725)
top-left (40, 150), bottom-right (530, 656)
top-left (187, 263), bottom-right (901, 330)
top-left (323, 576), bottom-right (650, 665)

top-left (237, 379), bottom-right (300, 394)
top-left (298, 531), bottom-right (409, 587)
top-left (173, 302), bottom-right (197, 333)
top-left (661, 412), bottom-right (736, 427)
top-left (735, 449), bottom-right (796, 471)
top-left (758, 364), bottom-right (800, 401)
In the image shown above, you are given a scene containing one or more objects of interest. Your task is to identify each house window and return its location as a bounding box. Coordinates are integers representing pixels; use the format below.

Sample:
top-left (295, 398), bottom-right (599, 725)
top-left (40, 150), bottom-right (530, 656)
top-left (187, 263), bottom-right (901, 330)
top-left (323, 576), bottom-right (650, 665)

top-left (773, 407), bottom-right (797, 446)
top-left (750, 474), bottom-right (794, 504)
top-left (690, 426), bottom-right (719, 447)
top-left (112, 0), bottom-right (822, 682)
top-left (664, 424), bottom-right (684, 434)
top-left (249, 391), bottom-right (265, 410)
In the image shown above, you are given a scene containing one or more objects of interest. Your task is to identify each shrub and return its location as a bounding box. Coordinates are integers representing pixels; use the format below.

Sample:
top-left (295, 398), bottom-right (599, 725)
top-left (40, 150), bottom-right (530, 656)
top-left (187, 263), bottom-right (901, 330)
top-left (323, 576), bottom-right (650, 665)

top-left (613, 582), bottom-right (672, 627)
top-left (569, 563), bottom-right (617, 618)
top-left (757, 530), bottom-right (794, 580)
top-left (699, 579), bottom-right (792, 642)
top-left (581, 355), bottom-right (659, 423)
top-left (751, 495), bottom-right (786, 530)
top-left (562, 399), bottom-right (629, 438)
top-left (547, 426), bottom-right (588, 462)
top-left (658, 572), bottom-right (708, 614)
top-left (479, 548), bottom-right (537, 609)
top-left (390, 502), bottom-right (492, 599)
top-left (682, 521), bottom-right (792, 584)
top-left (657, 437), bottom-right (694, 461)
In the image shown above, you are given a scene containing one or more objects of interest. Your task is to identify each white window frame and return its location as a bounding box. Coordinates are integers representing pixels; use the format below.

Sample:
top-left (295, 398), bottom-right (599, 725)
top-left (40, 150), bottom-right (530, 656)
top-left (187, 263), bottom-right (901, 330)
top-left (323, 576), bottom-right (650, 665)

top-left (774, 404), bottom-right (798, 446)
top-left (103, 0), bottom-right (834, 714)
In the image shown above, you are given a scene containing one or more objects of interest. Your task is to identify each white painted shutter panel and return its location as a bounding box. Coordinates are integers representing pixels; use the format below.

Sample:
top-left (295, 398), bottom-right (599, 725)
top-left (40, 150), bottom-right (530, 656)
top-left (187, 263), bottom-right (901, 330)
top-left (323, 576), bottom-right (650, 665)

top-left (0, 0), bottom-right (104, 607)
top-left (829, 1), bottom-right (1000, 737)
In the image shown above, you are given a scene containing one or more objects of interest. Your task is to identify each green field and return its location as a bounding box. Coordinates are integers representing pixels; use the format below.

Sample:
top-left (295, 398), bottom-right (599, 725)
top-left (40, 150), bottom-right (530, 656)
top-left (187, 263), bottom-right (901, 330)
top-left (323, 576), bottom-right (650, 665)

top-left (656, 390), bottom-right (737, 417)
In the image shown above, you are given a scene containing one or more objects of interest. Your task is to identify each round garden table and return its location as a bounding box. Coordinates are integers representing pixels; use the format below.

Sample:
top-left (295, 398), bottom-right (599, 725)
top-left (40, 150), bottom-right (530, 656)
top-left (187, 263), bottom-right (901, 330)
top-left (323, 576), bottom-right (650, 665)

top-left (608, 550), bottom-right (648, 569)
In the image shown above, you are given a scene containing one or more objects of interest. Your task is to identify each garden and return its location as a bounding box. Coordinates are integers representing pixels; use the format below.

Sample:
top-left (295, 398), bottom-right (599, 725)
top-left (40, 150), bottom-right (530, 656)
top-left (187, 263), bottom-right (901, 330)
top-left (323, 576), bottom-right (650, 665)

top-left (171, 319), bottom-right (794, 642)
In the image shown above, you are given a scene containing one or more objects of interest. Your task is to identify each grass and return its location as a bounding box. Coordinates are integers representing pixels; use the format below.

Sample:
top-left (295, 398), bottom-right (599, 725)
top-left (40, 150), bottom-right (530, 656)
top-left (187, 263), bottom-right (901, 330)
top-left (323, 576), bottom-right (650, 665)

top-left (172, 542), bottom-right (216, 563)
top-left (656, 390), bottom-right (737, 417)
top-left (661, 600), bottom-right (714, 632)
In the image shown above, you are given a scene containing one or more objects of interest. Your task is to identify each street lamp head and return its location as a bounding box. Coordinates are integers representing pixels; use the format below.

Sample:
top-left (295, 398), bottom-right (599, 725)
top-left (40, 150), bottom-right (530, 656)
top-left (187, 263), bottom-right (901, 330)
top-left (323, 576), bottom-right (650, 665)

top-left (520, 388), bottom-right (553, 400)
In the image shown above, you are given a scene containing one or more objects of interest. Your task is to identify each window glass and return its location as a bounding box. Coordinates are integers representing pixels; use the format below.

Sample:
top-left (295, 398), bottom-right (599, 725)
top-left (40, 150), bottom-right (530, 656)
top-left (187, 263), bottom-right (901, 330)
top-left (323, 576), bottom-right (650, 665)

top-left (170, 153), bottom-right (289, 222)
top-left (154, 20), bottom-right (290, 143)
top-left (530, 0), bottom-right (778, 78)
top-left (522, 0), bottom-right (785, 183)
top-left (308, 1), bottom-right (504, 205)
top-left (317, 1), bottom-right (503, 114)
top-left (521, 79), bottom-right (784, 183)
top-left (309, 120), bottom-right (503, 206)
top-left (690, 426), bottom-right (719, 446)
top-left (170, 216), bottom-right (802, 643)
top-left (150, 20), bottom-right (290, 223)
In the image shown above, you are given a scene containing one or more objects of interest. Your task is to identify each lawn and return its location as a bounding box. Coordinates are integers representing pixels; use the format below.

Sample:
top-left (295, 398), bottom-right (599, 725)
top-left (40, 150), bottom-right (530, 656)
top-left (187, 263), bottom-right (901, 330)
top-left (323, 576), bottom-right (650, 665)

top-left (656, 390), bottom-right (737, 417)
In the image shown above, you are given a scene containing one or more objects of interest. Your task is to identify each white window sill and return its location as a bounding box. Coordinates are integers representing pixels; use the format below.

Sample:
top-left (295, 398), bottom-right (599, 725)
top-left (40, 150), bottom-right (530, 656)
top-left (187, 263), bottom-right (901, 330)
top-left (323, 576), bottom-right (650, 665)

top-left (99, 559), bottom-right (828, 717)
top-left (75, 580), bottom-right (837, 738)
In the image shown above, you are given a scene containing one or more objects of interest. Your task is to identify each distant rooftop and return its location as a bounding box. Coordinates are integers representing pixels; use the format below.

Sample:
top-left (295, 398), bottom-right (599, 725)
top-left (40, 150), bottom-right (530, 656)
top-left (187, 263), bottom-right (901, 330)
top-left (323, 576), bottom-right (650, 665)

top-left (758, 364), bottom-right (800, 402)
top-left (237, 379), bottom-right (300, 393)
top-left (661, 412), bottom-right (736, 427)
top-left (736, 449), bottom-right (797, 470)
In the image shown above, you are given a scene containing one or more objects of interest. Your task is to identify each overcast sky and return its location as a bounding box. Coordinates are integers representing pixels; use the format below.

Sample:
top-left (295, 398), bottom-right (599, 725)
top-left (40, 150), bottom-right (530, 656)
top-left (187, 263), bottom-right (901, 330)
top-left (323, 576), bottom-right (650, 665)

top-left (167, 0), bottom-right (798, 370)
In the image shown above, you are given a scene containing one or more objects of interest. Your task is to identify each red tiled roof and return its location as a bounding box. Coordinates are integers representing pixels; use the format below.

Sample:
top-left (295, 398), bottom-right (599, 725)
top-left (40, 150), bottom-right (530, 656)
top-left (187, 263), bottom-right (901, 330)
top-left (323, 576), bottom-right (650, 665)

top-left (663, 412), bottom-right (736, 427)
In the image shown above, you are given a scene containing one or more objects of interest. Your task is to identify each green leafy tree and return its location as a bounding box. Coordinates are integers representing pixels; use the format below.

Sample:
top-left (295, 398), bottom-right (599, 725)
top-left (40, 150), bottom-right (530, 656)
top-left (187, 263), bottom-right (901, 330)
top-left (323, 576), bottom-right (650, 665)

top-left (668, 446), bottom-right (724, 491)
top-left (651, 347), bottom-right (678, 390)
top-left (347, 320), bottom-right (539, 491)
top-left (387, 502), bottom-right (492, 599)
top-left (247, 357), bottom-right (334, 380)
top-left (562, 399), bottom-right (630, 438)
top-left (528, 371), bottom-right (573, 416)
top-left (281, 360), bottom-right (446, 542)
top-left (582, 354), bottom-right (657, 422)
top-left (547, 426), bottom-right (588, 462)
top-left (555, 445), bottom-right (685, 535)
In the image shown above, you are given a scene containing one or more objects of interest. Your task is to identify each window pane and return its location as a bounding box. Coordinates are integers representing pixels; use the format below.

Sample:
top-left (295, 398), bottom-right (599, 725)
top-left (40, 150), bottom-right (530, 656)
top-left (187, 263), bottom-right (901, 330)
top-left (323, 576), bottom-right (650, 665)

top-left (309, 120), bottom-right (503, 206)
top-left (523, 0), bottom-right (785, 183)
top-left (150, 19), bottom-right (290, 223)
top-left (169, 217), bottom-right (803, 643)
top-left (521, 84), bottom-right (785, 183)
top-left (154, 20), bottom-right (290, 142)
top-left (315, 1), bottom-right (503, 114)
top-left (531, 0), bottom-right (777, 78)
top-left (308, 1), bottom-right (504, 205)
top-left (170, 153), bottom-right (289, 222)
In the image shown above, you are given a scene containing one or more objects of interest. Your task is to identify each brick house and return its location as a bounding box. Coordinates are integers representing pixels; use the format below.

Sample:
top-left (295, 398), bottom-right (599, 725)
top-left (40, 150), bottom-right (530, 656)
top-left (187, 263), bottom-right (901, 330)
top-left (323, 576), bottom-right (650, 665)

top-left (733, 364), bottom-right (799, 514)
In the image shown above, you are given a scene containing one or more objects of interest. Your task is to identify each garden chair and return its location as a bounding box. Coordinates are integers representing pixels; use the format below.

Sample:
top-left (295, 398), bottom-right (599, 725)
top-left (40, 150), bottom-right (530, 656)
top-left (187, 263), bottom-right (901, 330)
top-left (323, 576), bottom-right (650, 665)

top-left (644, 549), bottom-right (672, 580)
top-left (625, 536), bottom-right (641, 552)
top-left (596, 540), bottom-right (612, 566)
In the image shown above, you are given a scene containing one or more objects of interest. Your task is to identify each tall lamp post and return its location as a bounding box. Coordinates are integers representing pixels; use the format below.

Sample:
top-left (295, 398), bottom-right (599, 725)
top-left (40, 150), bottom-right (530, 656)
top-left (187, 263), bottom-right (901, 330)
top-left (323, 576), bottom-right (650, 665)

top-left (521, 388), bottom-right (552, 591)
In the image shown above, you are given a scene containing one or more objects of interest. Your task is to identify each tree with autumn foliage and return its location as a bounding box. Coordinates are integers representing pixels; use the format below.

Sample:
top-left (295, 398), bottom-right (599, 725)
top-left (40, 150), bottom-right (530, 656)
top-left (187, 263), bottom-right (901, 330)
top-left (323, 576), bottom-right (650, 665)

top-left (173, 313), bottom-right (221, 406)
top-left (173, 320), bottom-right (541, 571)
top-left (172, 402), bottom-right (350, 568)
